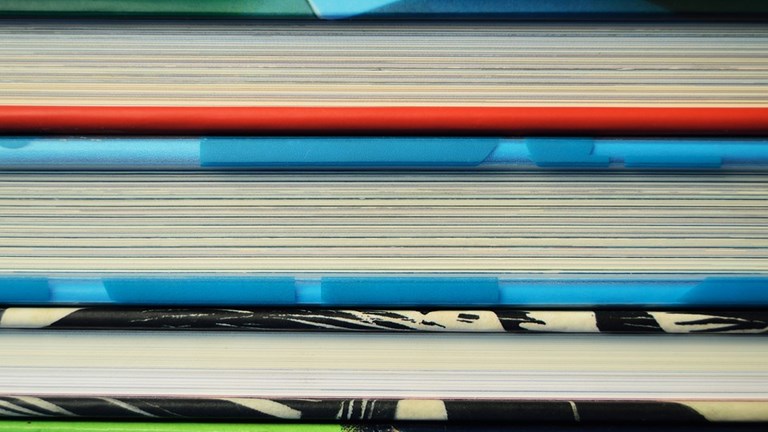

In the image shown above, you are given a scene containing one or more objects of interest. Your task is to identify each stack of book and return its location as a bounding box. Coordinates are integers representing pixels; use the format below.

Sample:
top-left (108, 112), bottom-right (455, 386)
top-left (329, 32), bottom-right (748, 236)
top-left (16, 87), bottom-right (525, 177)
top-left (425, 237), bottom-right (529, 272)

top-left (0, 2), bottom-right (766, 431)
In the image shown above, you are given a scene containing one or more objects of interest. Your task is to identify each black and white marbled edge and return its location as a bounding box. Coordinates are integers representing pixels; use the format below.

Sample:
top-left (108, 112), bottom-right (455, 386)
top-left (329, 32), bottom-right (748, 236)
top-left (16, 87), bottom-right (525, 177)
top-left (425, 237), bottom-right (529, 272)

top-left (0, 308), bottom-right (765, 333)
top-left (0, 397), bottom-right (765, 423)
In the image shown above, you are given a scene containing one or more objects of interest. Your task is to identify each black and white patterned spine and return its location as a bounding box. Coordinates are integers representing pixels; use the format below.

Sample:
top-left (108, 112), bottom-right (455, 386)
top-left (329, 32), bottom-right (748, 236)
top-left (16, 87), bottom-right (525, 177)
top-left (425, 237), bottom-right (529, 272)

top-left (0, 308), bottom-right (765, 333)
top-left (0, 396), bottom-right (764, 422)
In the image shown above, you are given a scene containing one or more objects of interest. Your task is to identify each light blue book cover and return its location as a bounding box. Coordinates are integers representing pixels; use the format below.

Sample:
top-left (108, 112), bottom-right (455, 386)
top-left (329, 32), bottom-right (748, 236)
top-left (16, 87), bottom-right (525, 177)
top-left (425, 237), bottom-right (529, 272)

top-left (3, 137), bottom-right (768, 170)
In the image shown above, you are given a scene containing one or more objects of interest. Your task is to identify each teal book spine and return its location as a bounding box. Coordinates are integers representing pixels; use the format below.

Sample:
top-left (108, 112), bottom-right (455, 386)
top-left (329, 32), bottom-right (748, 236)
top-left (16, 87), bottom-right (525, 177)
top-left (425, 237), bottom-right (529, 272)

top-left (0, 0), bottom-right (316, 17)
top-left (2, 1), bottom-right (767, 19)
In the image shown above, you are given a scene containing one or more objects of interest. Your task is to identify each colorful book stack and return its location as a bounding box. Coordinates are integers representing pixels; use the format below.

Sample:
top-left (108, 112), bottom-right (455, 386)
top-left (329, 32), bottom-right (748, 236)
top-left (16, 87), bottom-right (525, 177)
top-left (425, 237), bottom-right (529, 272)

top-left (0, 2), bottom-right (767, 431)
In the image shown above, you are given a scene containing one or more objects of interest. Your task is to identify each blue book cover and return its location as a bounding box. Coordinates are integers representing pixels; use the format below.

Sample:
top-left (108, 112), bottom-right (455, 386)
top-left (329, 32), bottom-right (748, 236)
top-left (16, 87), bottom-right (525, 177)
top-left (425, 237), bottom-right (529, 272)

top-left (3, 137), bottom-right (768, 170)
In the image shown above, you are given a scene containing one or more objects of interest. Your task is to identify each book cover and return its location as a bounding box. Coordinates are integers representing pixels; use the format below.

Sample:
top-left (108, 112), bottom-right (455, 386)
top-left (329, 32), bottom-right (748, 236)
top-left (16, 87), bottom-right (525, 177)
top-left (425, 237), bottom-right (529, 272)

top-left (1, 308), bottom-right (765, 334)
top-left (2, 1), bottom-right (768, 19)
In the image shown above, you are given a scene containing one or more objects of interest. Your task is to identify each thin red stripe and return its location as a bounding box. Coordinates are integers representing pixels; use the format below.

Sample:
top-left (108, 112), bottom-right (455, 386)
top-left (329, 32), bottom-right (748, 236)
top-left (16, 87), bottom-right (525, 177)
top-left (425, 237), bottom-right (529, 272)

top-left (1, 106), bottom-right (767, 135)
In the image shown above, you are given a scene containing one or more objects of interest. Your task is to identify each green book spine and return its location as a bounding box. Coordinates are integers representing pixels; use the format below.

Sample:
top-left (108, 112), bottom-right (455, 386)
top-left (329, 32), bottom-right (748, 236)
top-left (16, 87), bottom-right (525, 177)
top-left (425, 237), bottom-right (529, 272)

top-left (0, 0), bottom-right (316, 17)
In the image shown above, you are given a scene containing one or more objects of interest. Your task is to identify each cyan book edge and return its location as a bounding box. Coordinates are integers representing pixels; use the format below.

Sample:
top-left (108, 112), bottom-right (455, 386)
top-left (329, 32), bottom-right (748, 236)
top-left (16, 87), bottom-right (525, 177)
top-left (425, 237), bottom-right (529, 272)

top-left (1, 275), bottom-right (767, 307)
top-left (3, 137), bottom-right (768, 170)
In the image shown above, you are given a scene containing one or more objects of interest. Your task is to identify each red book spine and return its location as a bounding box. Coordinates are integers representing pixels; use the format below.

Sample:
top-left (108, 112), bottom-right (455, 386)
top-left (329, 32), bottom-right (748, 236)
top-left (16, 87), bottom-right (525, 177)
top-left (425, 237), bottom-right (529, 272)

top-left (1, 106), bottom-right (767, 135)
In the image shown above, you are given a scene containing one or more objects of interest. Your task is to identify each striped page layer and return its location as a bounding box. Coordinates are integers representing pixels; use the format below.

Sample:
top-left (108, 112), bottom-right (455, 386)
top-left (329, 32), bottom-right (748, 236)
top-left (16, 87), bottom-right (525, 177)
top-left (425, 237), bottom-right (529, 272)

top-left (0, 331), bottom-right (766, 421)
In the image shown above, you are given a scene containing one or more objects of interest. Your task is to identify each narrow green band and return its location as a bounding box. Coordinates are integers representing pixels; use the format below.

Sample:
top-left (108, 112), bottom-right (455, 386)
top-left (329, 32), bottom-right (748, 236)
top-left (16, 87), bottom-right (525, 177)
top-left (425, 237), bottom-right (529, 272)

top-left (0, 0), bottom-right (316, 17)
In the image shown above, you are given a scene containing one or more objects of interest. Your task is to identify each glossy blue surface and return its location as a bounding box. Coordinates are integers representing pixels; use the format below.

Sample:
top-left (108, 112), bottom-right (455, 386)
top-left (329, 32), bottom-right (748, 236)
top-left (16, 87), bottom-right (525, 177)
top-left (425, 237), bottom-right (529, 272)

top-left (201, 137), bottom-right (499, 167)
top-left (307, 0), bottom-right (666, 19)
top-left (0, 275), bottom-right (766, 307)
top-left (3, 137), bottom-right (768, 170)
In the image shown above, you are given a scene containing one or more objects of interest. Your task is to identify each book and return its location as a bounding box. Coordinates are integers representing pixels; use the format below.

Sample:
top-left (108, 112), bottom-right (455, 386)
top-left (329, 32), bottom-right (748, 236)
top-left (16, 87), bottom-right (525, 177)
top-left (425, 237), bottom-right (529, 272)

top-left (0, 171), bottom-right (765, 307)
top-left (1, 21), bottom-right (767, 134)
top-left (0, 423), bottom-right (338, 432)
top-left (2, 1), bottom-right (767, 19)
top-left (0, 331), bottom-right (766, 422)
top-left (2, 275), bottom-right (767, 307)
top-left (2, 421), bottom-right (767, 432)
top-left (2, 137), bottom-right (768, 170)
top-left (0, 307), bottom-right (765, 334)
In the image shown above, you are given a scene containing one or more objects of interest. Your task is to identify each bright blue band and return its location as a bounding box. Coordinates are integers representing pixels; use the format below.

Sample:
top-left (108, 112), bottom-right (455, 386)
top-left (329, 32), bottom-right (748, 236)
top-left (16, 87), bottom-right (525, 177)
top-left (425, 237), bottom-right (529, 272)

top-left (490, 138), bottom-right (768, 169)
top-left (103, 277), bottom-right (297, 304)
top-left (0, 137), bottom-right (200, 169)
top-left (1, 275), bottom-right (766, 307)
top-left (307, 0), bottom-right (668, 20)
top-left (321, 277), bottom-right (499, 305)
top-left (4, 137), bottom-right (768, 170)
top-left (200, 137), bottom-right (500, 167)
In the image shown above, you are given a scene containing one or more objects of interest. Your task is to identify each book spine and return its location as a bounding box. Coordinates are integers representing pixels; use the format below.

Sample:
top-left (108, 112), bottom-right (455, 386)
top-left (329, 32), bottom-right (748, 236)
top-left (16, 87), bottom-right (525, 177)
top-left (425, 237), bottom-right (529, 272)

top-left (0, 1), bottom-right (316, 17)
top-left (1, 308), bottom-right (765, 334)
top-left (0, 420), bottom-right (340, 432)
top-left (2, 1), bottom-right (768, 19)
top-left (0, 397), bottom-right (764, 422)
top-left (2, 107), bottom-right (768, 135)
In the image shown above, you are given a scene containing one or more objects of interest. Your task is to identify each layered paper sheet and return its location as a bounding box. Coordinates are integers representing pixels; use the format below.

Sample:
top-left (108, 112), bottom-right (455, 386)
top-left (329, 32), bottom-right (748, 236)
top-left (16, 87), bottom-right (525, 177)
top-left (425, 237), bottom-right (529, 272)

top-left (0, 331), bottom-right (766, 421)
